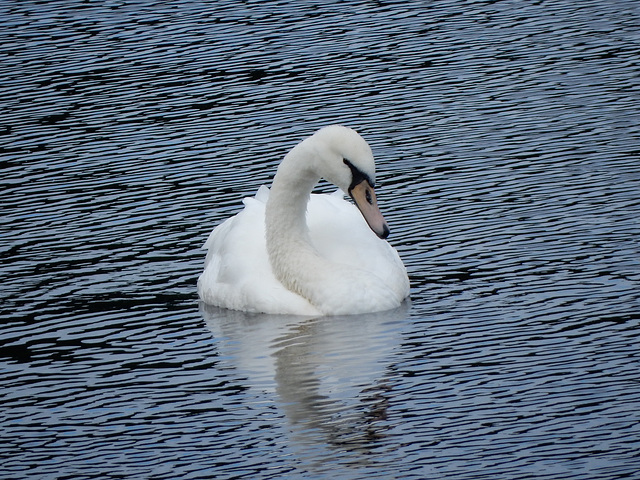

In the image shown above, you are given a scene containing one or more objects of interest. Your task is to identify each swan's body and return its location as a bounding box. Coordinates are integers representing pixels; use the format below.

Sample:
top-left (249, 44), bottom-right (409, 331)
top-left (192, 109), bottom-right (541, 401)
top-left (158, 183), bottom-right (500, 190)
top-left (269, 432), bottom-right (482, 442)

top-left (197, 126), bottom-right (410, 316)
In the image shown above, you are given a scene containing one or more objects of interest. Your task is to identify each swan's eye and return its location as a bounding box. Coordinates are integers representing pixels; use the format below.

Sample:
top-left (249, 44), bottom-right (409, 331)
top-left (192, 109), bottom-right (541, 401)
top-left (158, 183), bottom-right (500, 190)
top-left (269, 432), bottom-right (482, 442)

top-left (365, 189), bottom-right (373, 205)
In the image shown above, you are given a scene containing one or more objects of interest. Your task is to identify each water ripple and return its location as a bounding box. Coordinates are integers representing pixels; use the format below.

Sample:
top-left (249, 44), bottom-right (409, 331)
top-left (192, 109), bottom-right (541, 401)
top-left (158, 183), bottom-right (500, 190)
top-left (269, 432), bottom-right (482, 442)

top-left (2, 0), bottom-right (639, 478)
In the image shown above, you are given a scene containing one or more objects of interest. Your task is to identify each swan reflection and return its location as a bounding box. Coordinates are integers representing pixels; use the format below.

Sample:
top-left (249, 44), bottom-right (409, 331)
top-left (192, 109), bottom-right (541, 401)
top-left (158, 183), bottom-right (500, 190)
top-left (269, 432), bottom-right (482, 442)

top-left (202, 302), bottom-right (409, 460)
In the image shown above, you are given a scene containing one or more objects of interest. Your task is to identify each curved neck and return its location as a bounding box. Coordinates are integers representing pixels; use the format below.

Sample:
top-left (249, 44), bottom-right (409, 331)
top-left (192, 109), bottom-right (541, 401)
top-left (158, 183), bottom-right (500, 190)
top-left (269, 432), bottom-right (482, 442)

top-left (266, 160), bottom-right (317, 242)
top-left (265, 143), bottom-right (329, 302)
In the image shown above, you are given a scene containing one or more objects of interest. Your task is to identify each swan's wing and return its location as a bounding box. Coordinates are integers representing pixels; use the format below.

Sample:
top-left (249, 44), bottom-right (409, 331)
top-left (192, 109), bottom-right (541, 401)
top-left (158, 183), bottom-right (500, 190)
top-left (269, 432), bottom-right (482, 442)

top-left (198, 187), bottom-right (321, 316)
top-left (307, 191), bottom-right (410, 301)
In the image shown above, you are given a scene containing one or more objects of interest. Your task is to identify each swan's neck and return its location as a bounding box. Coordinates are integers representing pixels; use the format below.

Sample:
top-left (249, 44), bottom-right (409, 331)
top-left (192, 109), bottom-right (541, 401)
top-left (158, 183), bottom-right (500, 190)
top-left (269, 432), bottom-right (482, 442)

top-left (265, 144), bottom-right (330, 305)
top-left (266, 161), bottom-right (317, 244)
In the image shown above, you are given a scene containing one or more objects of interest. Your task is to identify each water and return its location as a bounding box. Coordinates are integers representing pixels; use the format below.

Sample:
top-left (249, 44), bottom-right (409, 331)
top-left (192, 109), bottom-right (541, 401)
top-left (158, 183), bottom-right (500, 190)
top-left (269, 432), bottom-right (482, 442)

top-left (2, 0), bottom-right (640, 478)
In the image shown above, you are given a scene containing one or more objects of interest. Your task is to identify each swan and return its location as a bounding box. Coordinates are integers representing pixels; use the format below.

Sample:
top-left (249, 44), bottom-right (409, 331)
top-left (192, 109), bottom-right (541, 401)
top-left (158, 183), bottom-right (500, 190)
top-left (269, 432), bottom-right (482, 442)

top-left (197, 125), bottom-right (410, 316)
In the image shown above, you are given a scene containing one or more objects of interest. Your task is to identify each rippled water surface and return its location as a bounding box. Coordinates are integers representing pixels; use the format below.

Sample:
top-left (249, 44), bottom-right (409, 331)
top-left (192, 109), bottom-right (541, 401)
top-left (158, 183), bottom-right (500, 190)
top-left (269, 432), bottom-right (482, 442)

top-left (2, 1), bottom-right (640, 478)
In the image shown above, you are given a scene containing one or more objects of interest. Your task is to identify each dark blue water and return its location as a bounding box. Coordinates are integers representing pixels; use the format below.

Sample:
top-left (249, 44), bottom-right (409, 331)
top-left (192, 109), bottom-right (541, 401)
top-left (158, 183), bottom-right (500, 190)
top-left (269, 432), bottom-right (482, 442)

top-left (2, 1), bottom-right (639, 478)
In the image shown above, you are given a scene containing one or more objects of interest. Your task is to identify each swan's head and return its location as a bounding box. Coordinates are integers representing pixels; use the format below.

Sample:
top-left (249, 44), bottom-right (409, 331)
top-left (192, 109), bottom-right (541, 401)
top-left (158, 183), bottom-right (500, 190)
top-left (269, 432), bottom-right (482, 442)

top-left (312, 125), bottom-right (390, 239)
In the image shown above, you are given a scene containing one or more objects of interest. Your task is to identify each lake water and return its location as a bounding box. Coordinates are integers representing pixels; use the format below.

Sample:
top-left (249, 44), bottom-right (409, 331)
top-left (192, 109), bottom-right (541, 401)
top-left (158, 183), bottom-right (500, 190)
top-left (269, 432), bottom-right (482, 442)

top-left (2, 1), bottom-right (639, 479)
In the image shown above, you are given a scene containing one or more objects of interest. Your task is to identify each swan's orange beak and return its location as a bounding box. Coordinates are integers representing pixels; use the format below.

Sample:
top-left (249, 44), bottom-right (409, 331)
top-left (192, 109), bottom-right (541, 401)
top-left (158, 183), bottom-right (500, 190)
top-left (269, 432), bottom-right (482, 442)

top-left (349, 179), bottom-right (390, 239)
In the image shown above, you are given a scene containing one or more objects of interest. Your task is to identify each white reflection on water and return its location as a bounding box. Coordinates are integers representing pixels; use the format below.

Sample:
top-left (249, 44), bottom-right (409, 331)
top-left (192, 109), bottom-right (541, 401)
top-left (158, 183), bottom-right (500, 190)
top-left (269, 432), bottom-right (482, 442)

top-left (202, 302), bottom-right (410, 463)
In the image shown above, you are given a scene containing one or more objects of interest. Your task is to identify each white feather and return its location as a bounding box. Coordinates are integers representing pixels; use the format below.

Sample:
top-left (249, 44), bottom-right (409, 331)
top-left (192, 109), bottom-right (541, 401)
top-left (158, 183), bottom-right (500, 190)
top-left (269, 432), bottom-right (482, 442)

top-left (197, 126), bottom-right (410, 315)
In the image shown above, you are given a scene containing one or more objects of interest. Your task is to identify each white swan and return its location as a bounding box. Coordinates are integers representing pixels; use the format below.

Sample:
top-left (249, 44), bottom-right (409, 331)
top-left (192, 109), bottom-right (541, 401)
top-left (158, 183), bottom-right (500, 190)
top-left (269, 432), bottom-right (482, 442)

top-left (197, 125), bottom-right (410, 316)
